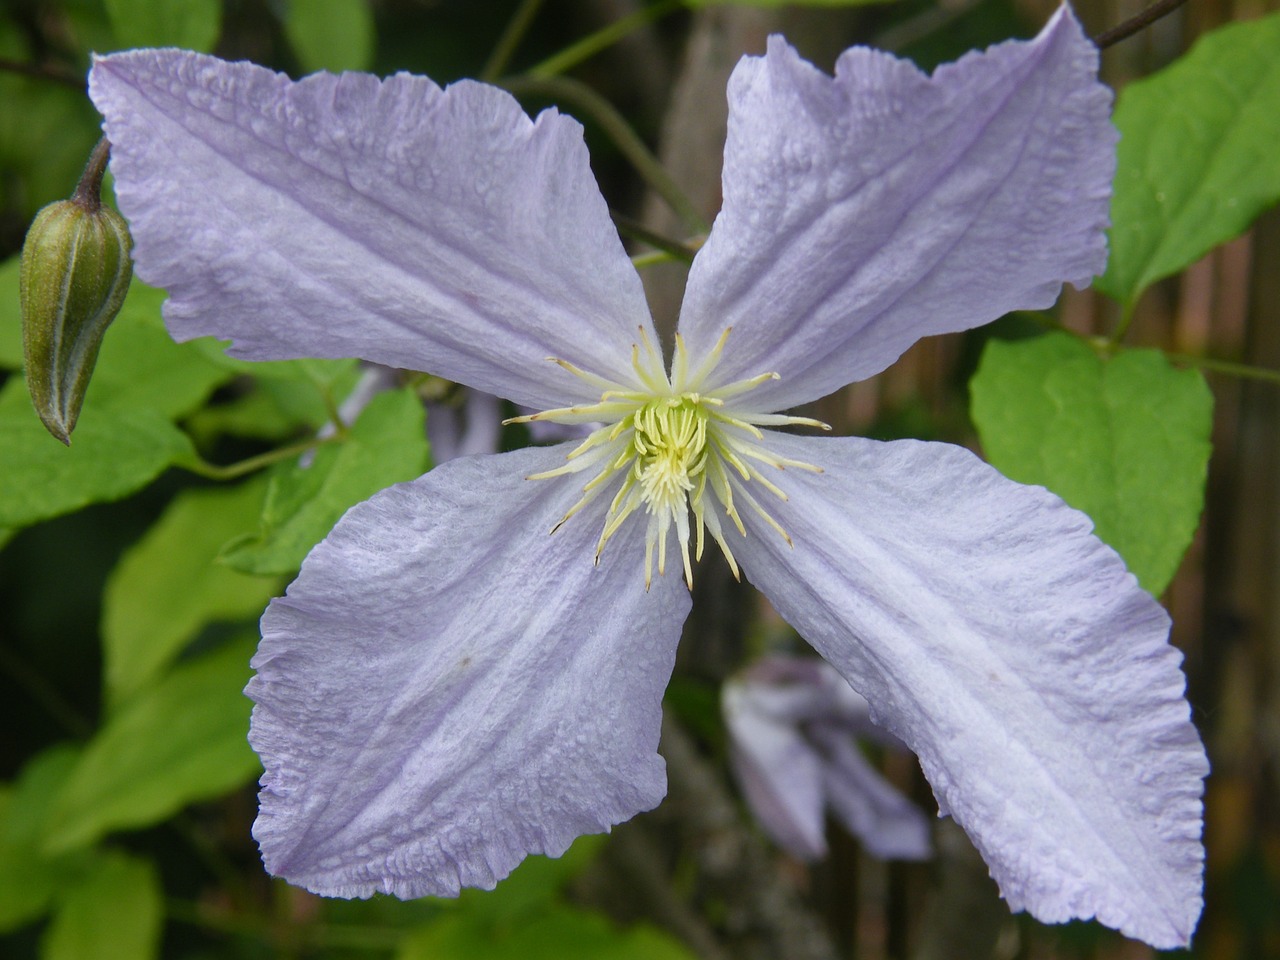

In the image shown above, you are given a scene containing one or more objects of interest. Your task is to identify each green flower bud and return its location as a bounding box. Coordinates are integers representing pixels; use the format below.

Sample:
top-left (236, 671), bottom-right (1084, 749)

top-left (20, 147), bottom-right (133, 445)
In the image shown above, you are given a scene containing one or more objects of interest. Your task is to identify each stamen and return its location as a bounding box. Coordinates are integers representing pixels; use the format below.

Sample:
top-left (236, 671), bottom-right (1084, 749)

top-left (517, 326), bottom-right (821, 586)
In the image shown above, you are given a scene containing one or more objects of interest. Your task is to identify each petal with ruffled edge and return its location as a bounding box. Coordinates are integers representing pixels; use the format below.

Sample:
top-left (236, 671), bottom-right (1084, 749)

top-left (89, 52), bottom-right (654, 410)
top-left (678, 6), bottom-right (1115, 412)
top-left (248, 445), bottom-right (690, 898)
top-left (727, 434), bottom-right (1206, 949)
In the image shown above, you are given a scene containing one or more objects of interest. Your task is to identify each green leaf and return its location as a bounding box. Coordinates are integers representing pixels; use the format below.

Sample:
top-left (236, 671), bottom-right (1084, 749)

top-left (399, 904), bottom-right (698, 960)
top-left (0, 29), bottom-right (102, 221)
top-left (0, 268), bottom-right (234, 528)
top-left (104, 0), bottom-right (221, 51)
top-left (0, 390), bottom-right (195, 528)
top-left (103, 478), bottom-right (280, 710)
top-left (969, 332), bottom-right (1213, 595)
top-left (223, 387), bottom-right (429, 575)
top-left (1099, 13), bottom-right (1280, 305)
top-left (0, 747), bottom-right (85, 933)
top-left (0, 255), bottom-right (20, 367)
top-left (83, 282), bottom-right (231, 419)
top-left (282, 0), bottom-right (375, 73)
top-left (41, 850), bottom-right (162, 960)
top-left (43, 638), bottom-right (260, 853)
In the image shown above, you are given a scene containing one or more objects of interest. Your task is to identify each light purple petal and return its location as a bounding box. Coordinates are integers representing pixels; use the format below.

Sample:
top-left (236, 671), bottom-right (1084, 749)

top-left (809, 723), bottom-right (932, 861)
top-left (728, 434), bottom-right (1206, 948)
top-left (723, 677), bottom-right (828, 860)
top-left (247, 445), bottom-right (690, 898)
top-left (89, 51), bottom-right (655, 410)
top-left (677, 6), bottom-right (1115, 411)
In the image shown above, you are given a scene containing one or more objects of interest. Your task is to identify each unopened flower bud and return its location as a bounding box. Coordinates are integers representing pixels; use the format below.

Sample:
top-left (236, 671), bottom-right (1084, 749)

top-left (19, 139), bottom-right (132, 445)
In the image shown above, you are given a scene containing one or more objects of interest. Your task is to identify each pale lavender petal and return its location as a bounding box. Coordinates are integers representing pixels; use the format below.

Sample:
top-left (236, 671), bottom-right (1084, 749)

top-left (248, 445), bottom-right (690, 898)
top-left (426, 389), bottom-right (502, 464)
top-left (89, 51), bottom-right (655, 410)
top-left (728, 434), bottom-right (1206, 948)
top-left (723, 677), bottom-right (828, 859)
top-left (809, 723), bottom-right (932, 861)
top-left (678, 7), bottom-right (1115, 411)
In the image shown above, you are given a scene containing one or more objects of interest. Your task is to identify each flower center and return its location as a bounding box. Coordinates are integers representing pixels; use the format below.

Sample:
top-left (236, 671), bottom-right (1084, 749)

top-left (633, 395), bottom-right (709, 514)
top-left (509, 328), bottom-right (826, 588)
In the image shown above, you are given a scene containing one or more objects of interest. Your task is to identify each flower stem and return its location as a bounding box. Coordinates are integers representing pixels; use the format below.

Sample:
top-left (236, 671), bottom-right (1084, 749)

top-left (526, 0), bottom-right (682, 79)
top-left (1092, 0), bottom-right (1190, 49)
top-left (612, 209), bottom-right (700, 263)
top-left (503, 74), bottom-right (710, 235)
top-left (72, 137), bottom-right (111, 213)
top-left (480, 0), bottom-right (546, 82)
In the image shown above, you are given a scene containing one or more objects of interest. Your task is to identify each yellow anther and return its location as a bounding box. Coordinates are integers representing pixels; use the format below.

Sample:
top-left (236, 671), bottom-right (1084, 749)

top-left (520, 327), bottom-right (825, 588)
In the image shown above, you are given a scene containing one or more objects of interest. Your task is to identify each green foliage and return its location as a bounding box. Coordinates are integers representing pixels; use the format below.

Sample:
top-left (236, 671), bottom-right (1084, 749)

top-left (1099, 12), bottom-right (1280, 305)
top-left (103, 0), bottom-right (222, 52)
top-left (43, 637), bottom-right (260, 854)
top-left (282, 0), bottom-right (376, 73)
top-left (41, 849), bottom-right (162, 960)
top-left (102, 478), bottom-right (281, 709)
top-left (0, 20), bottom-right (103, 225)
top-left (400, 836), bottom-right (696, 960)
top-left (970, 332), bottom-right (1214, 595)
top-left (222, 387), bottom-right (430, 574)
top-left (400, 904), bottom-right (698, 960)
top-left (0, 263), bottom-right (234, 528)
top-left (0, 391), bottom-right (196, 528)
top-left (0, 748), bottom-right (87, 933)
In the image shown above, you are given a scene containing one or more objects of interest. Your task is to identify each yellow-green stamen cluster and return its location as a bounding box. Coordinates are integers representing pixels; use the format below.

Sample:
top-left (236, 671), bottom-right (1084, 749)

top-left (509, 328), bottom-right (827, 588)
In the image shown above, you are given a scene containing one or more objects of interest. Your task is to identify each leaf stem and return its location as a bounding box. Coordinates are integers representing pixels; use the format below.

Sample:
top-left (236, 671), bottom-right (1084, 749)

top-left (502, 74), bottom-right (710, 234)
top-left (180, 435), bottom-right (339, 481)
top-left (526, 0), bottom-right (682, 78)
top-left (1109, 301), bottom-right (1136, 344)
top-left (480, 0), bottom-right (546, 82)
top-left (1162, 352), bottom-right (1280, 385)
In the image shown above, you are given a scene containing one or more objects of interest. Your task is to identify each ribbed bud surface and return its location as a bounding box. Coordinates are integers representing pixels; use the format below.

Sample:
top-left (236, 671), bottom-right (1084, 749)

top-left (20, 198), bottom-right (133, 443)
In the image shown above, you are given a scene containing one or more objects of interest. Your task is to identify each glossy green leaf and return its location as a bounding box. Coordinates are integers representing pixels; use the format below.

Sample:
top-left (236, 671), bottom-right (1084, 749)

top-left (1099, 13), bottom-right (1280, 304)
top-left (0, 386), bottom-right (195, 528)
top-left (103, 478), bottom-right (280, 710)
top-left (0, 747), bottom-right (84, 932)
top-left (104, 0), bottom-right (221, 52)
top-left (970, 332), bottom-right (1213, 594)
top-left (282, 0), bottom-right (375, 73)
top-left (399, 904), bottom-right (698, 960)
top-left (222, 387), bottom-right (429, 575)
top-left (43, 638), bottom-right (260, 853)
top-left (41, 850), bottom-right (162, 960)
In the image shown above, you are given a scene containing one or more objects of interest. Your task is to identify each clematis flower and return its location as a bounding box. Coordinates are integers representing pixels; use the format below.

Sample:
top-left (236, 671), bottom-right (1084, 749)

top-left (723, 655), bottom-right (932, 862)
top-left (89, 6), bottom-right (1208, 948)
